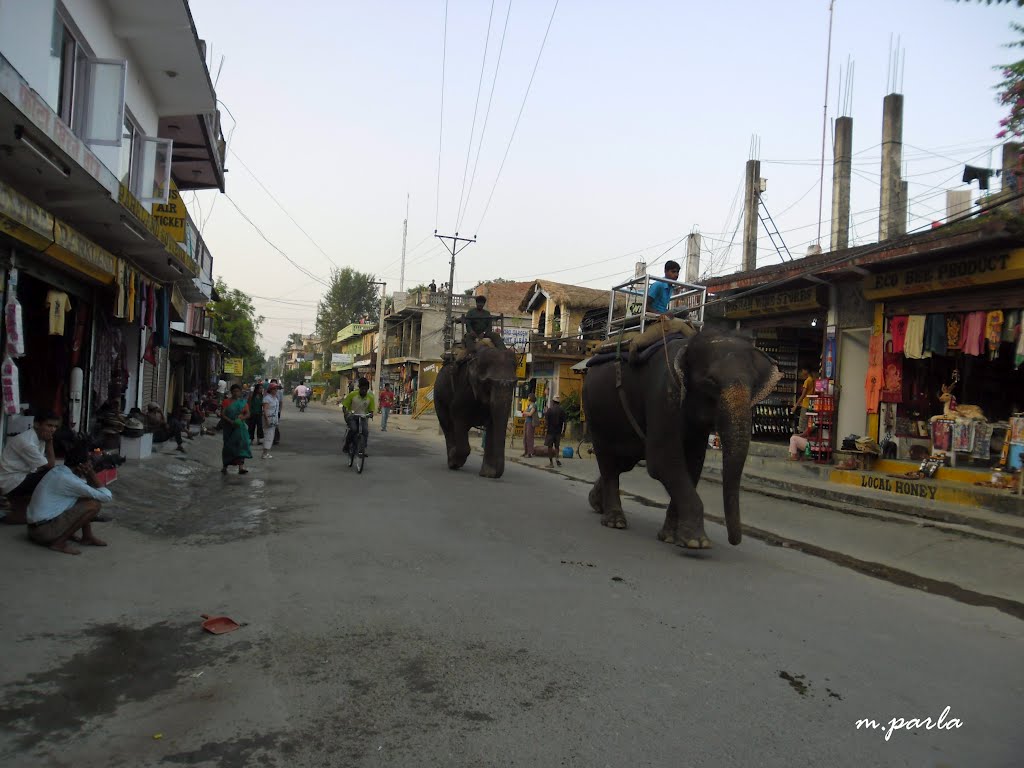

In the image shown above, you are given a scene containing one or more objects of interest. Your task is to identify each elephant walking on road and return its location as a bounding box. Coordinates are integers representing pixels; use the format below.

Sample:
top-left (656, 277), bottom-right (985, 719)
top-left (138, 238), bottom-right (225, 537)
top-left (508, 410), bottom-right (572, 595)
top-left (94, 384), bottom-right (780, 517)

top-left (434, 343), bottom-right (517, 478)
top-left (582, 331), bottom-right (781, 549)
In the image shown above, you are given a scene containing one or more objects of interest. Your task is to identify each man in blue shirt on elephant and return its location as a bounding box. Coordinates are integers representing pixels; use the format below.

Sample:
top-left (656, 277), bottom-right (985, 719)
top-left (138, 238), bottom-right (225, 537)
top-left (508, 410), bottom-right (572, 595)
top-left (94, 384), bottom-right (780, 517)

top-left (647, 260), bottom-right (681, 314)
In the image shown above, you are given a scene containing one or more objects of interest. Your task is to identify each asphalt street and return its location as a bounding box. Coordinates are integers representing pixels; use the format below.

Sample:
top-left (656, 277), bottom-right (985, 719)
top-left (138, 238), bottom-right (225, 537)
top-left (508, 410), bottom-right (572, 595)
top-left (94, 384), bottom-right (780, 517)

top-left (0, 403), bottom-right (1021, 768)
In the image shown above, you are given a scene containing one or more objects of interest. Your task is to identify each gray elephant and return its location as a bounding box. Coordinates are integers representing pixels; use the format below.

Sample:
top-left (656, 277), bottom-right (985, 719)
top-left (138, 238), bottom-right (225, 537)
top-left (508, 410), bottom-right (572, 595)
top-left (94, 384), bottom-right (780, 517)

top-left (434, 344), bottom-right (517, 478)
top-left (581, 330), bottom-right (780, 548)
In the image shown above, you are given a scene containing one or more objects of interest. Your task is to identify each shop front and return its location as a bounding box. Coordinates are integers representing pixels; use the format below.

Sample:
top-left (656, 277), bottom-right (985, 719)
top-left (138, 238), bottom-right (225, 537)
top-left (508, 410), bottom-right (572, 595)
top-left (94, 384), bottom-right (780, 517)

top-left (719, 284), bottom-right (831, 446)
top-left (859, 248), bottom-right (1024, 471)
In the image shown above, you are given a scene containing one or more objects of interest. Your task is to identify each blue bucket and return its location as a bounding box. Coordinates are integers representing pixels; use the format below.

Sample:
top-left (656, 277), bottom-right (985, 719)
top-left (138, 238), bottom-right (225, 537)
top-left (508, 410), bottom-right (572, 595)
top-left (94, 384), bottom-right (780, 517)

top-left (562, 446), bottom-right (574, 459)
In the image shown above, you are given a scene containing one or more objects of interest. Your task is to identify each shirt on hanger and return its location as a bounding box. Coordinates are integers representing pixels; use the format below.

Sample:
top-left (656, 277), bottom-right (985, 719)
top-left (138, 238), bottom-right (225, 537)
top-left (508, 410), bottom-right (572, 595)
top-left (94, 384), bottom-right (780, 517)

top-left (45, 290), bottom-right (71, 335)
top-left (889, 315), bottom-right (909, 354)
top-left (903, 315), bottom-right (929, 359)
top-left (924, 313), bottom-right (947, 356)
top-left (985, 310), bottom-right (1004, 357)
top-left (961, 311), bottom-right (986, 356)
top-left (945, 314), bottom-right (963, 350)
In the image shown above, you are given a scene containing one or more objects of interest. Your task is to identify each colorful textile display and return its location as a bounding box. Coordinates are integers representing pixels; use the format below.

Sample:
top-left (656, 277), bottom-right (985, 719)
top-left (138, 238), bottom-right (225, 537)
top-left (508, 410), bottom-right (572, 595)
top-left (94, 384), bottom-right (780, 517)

top-left (1, 356), bottom-right (19, 414)
top-left (4, 298), bottom-right (24, 357)
top-left (930, 419), bottom-right (952, 452)
top-left (880, 341), bottom-right (903, 403)
top-left (903, 315), bottom-right (929, 359)
top-left (946, 314), bottom-right (963, 350)
top-left (952, 422), bottom-right (974, 453)
top-left (961, 311), bottom-right (986, 356)
top-left (971, 422), bottom-right (993, 459)
top-left (890, 315), bottom-right (909, 354)
top-left (985, 310), bottom-right (1004, 358)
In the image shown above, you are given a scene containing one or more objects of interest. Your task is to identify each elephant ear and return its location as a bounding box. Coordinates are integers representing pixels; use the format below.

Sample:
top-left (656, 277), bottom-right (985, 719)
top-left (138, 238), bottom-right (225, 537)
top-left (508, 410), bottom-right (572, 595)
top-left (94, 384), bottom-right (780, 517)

top-left (467, 357), bottom-right (482, 401)
top-left (751, 349), bottom-right (783, 405)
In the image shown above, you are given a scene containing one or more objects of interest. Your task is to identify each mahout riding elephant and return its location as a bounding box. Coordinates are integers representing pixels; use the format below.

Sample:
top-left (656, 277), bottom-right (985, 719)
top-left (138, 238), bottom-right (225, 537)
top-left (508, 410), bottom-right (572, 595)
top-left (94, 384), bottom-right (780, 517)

top-left (582, 330), bottom-right (781, 549)
top-left (434, 342), bottom-right (517, 478)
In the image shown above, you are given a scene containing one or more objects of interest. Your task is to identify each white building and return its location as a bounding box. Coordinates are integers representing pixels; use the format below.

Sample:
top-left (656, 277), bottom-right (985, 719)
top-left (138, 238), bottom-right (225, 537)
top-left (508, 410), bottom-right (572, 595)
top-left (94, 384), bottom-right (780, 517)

top-left (0, 0), bottom-right (225, 436)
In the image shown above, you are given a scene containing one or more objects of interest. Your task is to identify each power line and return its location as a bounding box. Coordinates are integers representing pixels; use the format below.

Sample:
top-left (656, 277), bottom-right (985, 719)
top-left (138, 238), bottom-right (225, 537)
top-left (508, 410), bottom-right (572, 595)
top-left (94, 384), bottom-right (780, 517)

top-left (473, 0), bottom-right (561, 234)
top-left (228, 148), bottom-right (339, 269)
top-left (454, 0), bottom-right (497, 232)
top-left (223, 195), bottom-right (330, 288)
top-left (457, 0), bottom-right (514, 231)
top-left (435, 0), bottom-right (449, 231)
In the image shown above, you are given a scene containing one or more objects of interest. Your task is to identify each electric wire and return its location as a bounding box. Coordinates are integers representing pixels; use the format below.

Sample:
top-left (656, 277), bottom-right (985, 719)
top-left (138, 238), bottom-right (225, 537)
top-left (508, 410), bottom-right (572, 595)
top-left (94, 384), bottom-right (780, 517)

top-left (228, 148), bottom-right (339, 269)
top-left (457, 0), bottom-right (514, 232)
top-left (435, 0), bottom-right (449, 231)
top-left (473, 0), bottom-right (560, 234)
top-left (454, 0), bottom-right (497, 233)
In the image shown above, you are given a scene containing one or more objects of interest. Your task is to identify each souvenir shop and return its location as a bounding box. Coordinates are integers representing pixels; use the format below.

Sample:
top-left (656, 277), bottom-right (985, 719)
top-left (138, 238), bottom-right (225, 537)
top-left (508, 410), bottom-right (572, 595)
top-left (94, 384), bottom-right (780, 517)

top-left (864, 252), bottom-right (1024, 470)
top-left (722, 285), bottom-right (830, 443)
top-left (1, 257), bottom-right (99, 438)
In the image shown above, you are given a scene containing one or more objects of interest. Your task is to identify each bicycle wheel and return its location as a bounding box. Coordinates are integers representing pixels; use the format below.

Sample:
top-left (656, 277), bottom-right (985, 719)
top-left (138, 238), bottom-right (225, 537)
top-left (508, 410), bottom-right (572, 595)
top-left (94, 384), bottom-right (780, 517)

top-left (576, 439), bottom-right (595, 459)
top-left (356, 434), bottom-right (366, 474)
top-left (347, 441), bottom-right (355, 467)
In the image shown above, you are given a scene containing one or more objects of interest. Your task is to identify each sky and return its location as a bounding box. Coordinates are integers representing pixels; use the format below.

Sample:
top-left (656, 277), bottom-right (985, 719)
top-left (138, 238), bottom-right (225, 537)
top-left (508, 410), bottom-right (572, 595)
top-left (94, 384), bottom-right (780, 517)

top-left (186, 0), bottom-right (1022, 355)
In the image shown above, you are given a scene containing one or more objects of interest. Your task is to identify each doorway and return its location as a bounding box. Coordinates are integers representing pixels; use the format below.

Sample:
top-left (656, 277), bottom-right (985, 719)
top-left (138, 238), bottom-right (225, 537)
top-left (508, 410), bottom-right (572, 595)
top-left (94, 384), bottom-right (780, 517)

top-left (837, 328), bottom-right (869, 439)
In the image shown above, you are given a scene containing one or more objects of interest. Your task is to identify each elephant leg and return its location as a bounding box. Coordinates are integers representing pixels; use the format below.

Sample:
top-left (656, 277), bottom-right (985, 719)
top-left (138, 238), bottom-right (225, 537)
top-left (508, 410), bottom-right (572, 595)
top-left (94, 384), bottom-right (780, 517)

top-left (685, 428), bottom-right (711, 488)
top-left (665, 469), bottom-right (711, 549)
top-left (657, 500), bottom-right (679, 544)
top-left (448, 418), bottom-right (472, 470)
top-left (597, 455), bottom-right (628, 530)
top-left (588, 476), bottom-right (603, 514)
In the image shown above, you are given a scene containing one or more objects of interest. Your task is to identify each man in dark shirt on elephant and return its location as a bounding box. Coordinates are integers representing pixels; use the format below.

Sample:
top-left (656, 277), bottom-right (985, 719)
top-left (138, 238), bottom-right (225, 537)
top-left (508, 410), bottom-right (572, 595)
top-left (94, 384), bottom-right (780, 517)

top-left (463, 295), bottom-right (505, 351)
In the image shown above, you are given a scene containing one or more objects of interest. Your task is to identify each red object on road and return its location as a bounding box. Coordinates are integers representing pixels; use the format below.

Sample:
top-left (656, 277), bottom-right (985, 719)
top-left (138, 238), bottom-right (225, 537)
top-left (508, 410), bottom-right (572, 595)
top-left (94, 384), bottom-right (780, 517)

top-left (200, 614), bottom-right (241, 635)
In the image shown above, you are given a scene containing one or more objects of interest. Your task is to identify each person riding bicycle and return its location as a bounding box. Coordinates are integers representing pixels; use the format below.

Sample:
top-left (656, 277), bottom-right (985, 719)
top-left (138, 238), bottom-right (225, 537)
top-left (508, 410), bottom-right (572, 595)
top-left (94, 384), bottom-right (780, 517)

top-left (342, 378), bottom-right (376, 456)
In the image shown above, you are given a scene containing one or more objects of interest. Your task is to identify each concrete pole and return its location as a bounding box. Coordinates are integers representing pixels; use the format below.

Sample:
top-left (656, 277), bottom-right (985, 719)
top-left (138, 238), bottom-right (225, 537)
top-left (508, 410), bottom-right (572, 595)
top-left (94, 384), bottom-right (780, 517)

top-left (685, 233), bottom-right (701, 282)
top-left (742, 159), bottom-right (760, 271)
top-left (1002, 142), bottom-right (1022, 212)
top-left (829, 116), bottom-right (852, 251)
top-left (894, 180), bottom-right (908, 236)
top-left (374, 282), bottom-right (386, 392)
top-left (878, 93), bottom-right (904, 241)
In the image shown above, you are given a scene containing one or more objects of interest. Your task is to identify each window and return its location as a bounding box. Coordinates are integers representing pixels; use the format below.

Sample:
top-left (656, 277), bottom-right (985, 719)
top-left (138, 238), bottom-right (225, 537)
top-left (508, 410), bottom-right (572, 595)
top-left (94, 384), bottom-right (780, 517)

top-left (50, 11), bottom-right (126, 146)
top-left (120, 114), bottom-right (137, 186)
top-left (133, 135), bottom-right (172, 204)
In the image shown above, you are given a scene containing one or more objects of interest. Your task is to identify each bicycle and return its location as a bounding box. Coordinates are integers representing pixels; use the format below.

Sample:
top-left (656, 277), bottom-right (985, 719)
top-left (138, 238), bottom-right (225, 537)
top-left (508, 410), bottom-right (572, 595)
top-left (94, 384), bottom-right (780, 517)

top-left (576, 430), bottom-right (595, 460)
top-left (345, 413), bottom-right (371, 474)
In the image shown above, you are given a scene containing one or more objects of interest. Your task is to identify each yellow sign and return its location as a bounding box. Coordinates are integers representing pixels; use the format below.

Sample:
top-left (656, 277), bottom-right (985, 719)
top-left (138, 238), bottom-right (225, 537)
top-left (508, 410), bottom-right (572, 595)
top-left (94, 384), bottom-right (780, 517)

top-left (863, 249), bottom-right (1024, 299)
top-left (152, 181), bottom-right (186, 243)
top-left (45, 220), bottom-right (116, 283)
top-left (0, 179), bottom-right (53, 251)
top-left (516, 353), bottom-right (527, 379)
top-left (118, 183), bottom-right (198, 275)
top-left (224, 358), bottom-right (244, 375)
top-left (723, 286), bottom-right (825, 319)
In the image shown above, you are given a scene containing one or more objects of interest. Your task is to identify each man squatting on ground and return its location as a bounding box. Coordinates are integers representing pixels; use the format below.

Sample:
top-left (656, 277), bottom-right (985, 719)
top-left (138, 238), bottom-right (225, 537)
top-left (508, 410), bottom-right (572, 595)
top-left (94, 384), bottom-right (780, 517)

top-left (0, 411), bottom-right (59, 523)
top-left (26, 442), bottom-right (111, 555)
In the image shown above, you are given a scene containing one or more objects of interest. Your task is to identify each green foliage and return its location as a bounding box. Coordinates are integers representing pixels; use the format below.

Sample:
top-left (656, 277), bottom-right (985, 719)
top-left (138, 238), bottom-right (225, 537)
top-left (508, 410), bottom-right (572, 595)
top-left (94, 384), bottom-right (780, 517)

top-left (210, 277), bottom-right (265, 377)
top-left (315, 267), bottom-right (380, 346)
top-left (560, 390), bottom-right (582, 423)
top-left (997, 22), bottom-right (1024, 138)
top-left (282, 332), bottom-right (304, 354)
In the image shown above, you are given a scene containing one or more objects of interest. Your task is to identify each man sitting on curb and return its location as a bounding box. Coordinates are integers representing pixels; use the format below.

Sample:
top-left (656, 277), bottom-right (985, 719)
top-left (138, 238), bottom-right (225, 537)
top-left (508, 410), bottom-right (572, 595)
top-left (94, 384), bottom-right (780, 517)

top-left (26, 443), bottom-right (111, 555)
top-left (0, 411), bottom-right (59, 524)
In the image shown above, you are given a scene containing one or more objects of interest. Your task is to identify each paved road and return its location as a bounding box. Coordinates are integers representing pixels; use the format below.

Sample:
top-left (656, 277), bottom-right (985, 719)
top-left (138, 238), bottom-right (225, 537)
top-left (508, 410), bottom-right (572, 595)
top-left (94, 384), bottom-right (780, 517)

top-left (0, 405), bottom-right (1021, 767)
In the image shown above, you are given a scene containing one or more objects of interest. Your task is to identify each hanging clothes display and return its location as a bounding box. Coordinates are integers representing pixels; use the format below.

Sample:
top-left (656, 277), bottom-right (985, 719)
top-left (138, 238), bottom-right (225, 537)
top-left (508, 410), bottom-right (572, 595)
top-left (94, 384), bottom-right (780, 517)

top-left (146, 283), bottom-right (157, 329)
top-left (1, 356), bottom-right (20, 414)
top-left (126, 269), bottom-right (136, 323)
top-left (114, 260), bottom-right (126, 319)
top-left (903, 315), bottom-right (929, 359)
top-left (880, 341), bottom-right (903, 403)
top-left (945, 314), bottom-right (963, 351)
top-left (985, 310), bottom-right (1004, 359)
top-left (889, 315), bottom-right (909, 354)
top-left (930, 419), bottom-right (953, 452)
top-left (952, 422), bottom-right (974, 453)
top-left (961, 311), bottom-right (986, 356)
top-left (924, 313), bottom-right (947, 356)
top-left (865, 335), bottom-right (883, 414)
top-left (45, 290), bottom-right (72, 335)
top-left (971, 422), bottom-right (994, 459)
top-left (155, 287), bottom-right (170, 348)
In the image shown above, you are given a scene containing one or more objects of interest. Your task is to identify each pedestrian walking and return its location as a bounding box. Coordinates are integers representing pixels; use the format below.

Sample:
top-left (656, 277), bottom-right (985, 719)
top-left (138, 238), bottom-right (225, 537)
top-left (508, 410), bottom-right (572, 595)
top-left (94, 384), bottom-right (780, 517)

top-left (792, 367), bottom-right (815, 433)
top-left (521, 394), bottom-right (537, 457)
top-left (379, 383), bottom-right (395, 431)
top-left (220, 384), bottom-right (252, 474)
top-left (544, 395), bottom-right (566, 467)
top-left (270, 378), bottom-right (283, 445)
top-left (247, 383), bottom-right (265, 444)
top-left (262, 382), bottom-right (282, 459)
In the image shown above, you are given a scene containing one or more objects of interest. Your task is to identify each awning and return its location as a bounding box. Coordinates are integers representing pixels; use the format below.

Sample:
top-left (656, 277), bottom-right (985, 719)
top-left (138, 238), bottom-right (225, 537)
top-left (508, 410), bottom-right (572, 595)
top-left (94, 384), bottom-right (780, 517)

top-left (571, 358), bottom-right (591, 372)
top-left (170, 327), bottom-right (229, 351)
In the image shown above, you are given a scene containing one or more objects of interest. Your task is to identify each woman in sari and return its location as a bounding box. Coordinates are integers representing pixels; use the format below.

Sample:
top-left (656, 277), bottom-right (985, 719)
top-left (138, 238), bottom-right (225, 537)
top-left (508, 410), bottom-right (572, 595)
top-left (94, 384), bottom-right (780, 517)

top-left (220, 384), bottom-right (253, 474)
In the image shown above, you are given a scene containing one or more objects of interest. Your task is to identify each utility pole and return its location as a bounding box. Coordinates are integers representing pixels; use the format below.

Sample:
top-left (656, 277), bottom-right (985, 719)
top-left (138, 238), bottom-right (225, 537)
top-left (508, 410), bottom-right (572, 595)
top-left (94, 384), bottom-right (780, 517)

top-left (434, 231), bottom-right (476, 351)
top-left (371, 280), bottom-right (387, 393)
top-left (399, 194), bottom-right (409, 292)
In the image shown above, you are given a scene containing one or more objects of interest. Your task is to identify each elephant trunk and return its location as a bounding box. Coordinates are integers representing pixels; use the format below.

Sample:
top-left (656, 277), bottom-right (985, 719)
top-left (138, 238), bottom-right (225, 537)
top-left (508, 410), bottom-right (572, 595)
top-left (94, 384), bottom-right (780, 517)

top-left (718, 384), bottom-right (752, 546)
top-left (482, 384), bottom-right (512, 478)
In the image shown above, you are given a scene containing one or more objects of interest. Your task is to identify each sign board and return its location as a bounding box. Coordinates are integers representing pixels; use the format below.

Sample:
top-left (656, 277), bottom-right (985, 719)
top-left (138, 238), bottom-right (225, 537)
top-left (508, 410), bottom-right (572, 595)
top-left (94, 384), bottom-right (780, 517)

top-left (502, 326), bottom-right (530, 350)
top-left (723, 286), bottom-right (826, 319)
top-left (862, 249), bottom-right (1024, 299)
top-left (152, 181), bottom-right (187, 243)
top-left (223, 358), bottom-right (244, 375)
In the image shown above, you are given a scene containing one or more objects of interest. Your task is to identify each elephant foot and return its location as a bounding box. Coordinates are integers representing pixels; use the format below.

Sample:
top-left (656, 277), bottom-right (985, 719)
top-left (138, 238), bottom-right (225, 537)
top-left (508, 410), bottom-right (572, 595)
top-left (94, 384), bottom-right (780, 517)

top-left (588, 485), bottom-right (603, 514)
top-left (479, 464), bottom-right (503, 479)
top-left (447, 450), bottom-right (468, 470)
top-left (657, 527), bottom-right (676, 544)
top-left (600, 511), bottom-right (628, 529)
top-left (675, 535), bottom-right (713, 549)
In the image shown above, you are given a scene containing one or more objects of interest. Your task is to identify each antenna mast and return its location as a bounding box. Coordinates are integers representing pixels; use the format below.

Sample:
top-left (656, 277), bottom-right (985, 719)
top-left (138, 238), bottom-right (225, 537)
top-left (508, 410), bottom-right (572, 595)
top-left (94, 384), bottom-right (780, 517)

top-left (400, 194), bottom-right (409, 292)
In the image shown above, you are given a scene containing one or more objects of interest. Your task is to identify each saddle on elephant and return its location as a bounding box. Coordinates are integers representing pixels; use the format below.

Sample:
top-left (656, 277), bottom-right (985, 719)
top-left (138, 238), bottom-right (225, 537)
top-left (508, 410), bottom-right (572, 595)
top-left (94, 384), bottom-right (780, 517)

top-left (592, 316), bottom-right (698, 367)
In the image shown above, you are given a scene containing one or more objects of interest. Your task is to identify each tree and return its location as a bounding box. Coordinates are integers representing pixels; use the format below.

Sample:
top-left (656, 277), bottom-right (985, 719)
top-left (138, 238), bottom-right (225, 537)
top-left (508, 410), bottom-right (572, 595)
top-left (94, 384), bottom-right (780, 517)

top-left (209, 277), bottom-right (265, 378)
top-left (282, 332), bottom-right (304, 355)
top-left (315, 267), bottom-right (380, 345)
top-left (996, 23), bottom-right (1024, 139)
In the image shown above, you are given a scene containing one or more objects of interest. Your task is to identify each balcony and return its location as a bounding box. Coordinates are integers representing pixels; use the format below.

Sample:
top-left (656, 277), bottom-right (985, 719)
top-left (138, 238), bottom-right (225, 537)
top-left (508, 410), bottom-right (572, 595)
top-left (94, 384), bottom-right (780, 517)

top-left (529, 332), bottom-right (588, 358)
top-left (408, 291), bottom-right (471, 311)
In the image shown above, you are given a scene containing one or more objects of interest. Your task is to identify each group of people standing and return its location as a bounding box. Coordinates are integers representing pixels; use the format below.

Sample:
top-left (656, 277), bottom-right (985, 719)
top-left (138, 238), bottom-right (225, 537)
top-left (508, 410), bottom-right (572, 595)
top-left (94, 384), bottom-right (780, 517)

top-left (220, 378), bottom-right (285, 473)
top-left (520, 394), bottom-right (567, 468)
